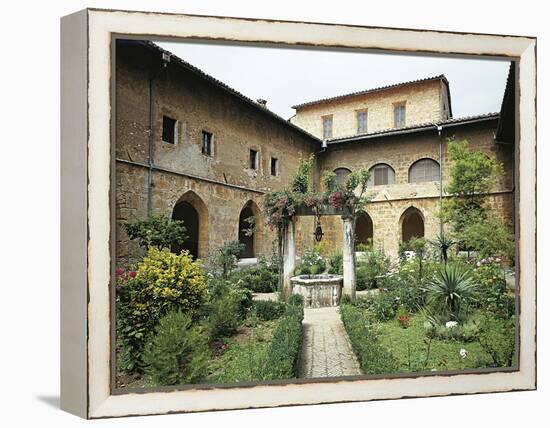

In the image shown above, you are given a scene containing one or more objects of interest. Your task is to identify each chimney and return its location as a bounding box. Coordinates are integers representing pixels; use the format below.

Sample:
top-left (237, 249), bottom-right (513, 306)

top-left (256, 98), bottom-right (267, 108)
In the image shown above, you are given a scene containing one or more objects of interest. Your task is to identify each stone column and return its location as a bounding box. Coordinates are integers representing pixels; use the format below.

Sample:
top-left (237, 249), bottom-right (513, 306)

top-left (342, 215), bottom-right (356, 300)
top-left (281, 219), bottom-right (296, 301)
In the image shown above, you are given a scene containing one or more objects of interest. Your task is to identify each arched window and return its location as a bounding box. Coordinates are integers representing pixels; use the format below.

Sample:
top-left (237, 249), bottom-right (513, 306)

top-left (367, 163), bottom-right (395, 186)
top-left (409, 158), bottom-right (440, 183)
top-left (171, 191), bottom-right (209, 259)
top-left (238, 201), bottom-right (260, 258)
top-left (333, 167), bottom-right (351, 187)
top-left (400, 207), bottom-right (425, 242)
top-left (356, 212), bottom-right (373, 247)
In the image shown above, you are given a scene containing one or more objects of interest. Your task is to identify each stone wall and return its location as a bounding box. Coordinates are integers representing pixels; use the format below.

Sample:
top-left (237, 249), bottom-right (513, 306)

top-left (115, 41), bottom-right (514, 266)
top-left (290, 78), bottom-right (448, 140)
top-left (115, 41), bottom-right (318, 266)
top-left (312, 120), bottom-right (515, 258)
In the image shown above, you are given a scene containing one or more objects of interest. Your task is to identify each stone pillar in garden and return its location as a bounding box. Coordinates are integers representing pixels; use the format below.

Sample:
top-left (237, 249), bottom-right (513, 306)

top-left (342, 215), bottom-right (356, 300)
top-left (282, 219), bottom-right (296, 301)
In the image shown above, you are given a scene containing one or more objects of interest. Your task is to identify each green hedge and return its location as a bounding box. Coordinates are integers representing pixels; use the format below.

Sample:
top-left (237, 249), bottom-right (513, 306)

top-left (340, 304), bottom-right (398, 375)
top-left (253, 300), bottom-right (286, 321)
top-left (263, 298), bottom-right (304, 380)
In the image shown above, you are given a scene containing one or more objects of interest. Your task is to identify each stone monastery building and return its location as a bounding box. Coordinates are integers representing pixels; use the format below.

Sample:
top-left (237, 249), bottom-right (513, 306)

top-left (116, 40), bottom-right (515, 266)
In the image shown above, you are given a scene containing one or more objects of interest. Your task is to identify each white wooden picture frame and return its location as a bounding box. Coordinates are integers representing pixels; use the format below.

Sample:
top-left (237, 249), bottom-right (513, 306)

top-left (60, 8), bottom-right (536, 419)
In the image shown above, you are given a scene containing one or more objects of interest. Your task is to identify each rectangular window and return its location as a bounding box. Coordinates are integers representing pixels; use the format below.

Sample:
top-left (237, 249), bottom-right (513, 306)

top-left (357, 111), bottom-right (368, 133)
top-left (270, 157), bottom-right (279, 176)
top-left (374, 167), bottom-right (389, 185)
top-left (249, 149), bottom-right (258, 170)
top-left (322, 115), bottom-right (333, 139)
top-left (201, 131), bottom-right (213, 156)
top-left (162, 115), bottom-right (177, 144)
top-left (394, 104), bottom-right (406, 128)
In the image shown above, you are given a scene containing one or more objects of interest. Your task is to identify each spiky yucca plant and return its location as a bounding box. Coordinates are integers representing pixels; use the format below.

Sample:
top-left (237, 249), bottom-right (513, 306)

top-left (423, 263), bottom-right (477, 321)
top-left (430, 233), bottom-right (456, 264)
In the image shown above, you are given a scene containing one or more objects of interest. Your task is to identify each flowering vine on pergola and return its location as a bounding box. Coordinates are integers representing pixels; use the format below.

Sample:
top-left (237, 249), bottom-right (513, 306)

top-left (263, 155), bottom-right (371, 301)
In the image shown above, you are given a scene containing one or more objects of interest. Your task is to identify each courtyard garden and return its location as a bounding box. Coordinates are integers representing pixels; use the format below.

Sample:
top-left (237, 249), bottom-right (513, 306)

top-left (115, 139), bottom-right (516, 388)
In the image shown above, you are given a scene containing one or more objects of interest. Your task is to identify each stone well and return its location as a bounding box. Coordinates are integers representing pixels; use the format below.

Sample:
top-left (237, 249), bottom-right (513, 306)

top-left (290, 274), bottom-right (343, 308)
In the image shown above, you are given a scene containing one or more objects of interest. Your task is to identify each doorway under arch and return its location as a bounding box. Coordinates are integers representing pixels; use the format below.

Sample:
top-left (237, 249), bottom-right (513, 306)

top-left (171, 191), bottom-right (209, 259)
top-left (356, 212), bottom-right (374, 247)
top-left (238, 201), bottom-right (260, 258)
top-left (401, 207), bottom-right (425, 242)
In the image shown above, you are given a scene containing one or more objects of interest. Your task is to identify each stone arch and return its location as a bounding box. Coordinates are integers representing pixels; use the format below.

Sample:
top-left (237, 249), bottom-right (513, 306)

top-left (171, 191), bottom-right (209, 259)
top-left (400, 206), bottom-right (425, 242)
top-left (238, 200), bottom-right (261, 258)
top-left (367, 163), bottom-right (396, 186)
top-left (408, 157), bottom-right (440, 183)
top-left (355, 211), bottom-right (374, 247)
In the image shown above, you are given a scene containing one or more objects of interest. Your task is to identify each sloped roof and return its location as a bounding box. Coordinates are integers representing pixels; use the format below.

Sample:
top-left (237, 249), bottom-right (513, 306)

top-left (291, 75), bottom-right (451, 112)
top-left (121, 40), bottom-right (322, 144)
top-left (326, 112), bottom-right (499, 145)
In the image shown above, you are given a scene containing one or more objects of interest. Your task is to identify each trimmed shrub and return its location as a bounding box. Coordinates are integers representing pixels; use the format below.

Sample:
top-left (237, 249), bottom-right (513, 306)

top-left (143, 311), bottom-right (210, 386)
top-left (288, 293), bottom-right (304, 307)
top-left (264, 299), bottom-right (304, 380)
top-left (473, 260), bottom-right (515, 318)
top-left (356, 250), bottom-right (390, 291)
top-left (253, 300), bottom-right (286, 321)
top-left (477, 313), bottom-right (516, 367)
top-left (205, 278), bottom-right (252, 341)
top-left (354, 291), bottom-right (401, 322)
top-left (231, 262), bottom-right (278, 293)
top-left (340, 304), bottom-right (398, 374)
top-left (116, 247), bottom-right (208, 372)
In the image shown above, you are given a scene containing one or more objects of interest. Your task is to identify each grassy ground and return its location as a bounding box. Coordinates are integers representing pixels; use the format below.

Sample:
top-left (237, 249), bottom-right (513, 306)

top-left (377, 314), bottom-right (494, 372)
top-left (205, 319), bottom-right (277, 384)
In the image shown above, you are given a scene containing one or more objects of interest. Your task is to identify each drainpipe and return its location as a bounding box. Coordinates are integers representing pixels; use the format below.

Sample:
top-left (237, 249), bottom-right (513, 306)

top-left (435, 124), bottom-right (444, 236)
top-left (147, 52), bottom-right (171, 214)
top-left (312, 139), bottom-right (328, 193)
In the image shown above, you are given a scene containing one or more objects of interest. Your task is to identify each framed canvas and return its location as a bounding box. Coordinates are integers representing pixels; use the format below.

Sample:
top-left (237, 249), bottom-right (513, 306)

top-left (60, 8), bottom-right (537, 419)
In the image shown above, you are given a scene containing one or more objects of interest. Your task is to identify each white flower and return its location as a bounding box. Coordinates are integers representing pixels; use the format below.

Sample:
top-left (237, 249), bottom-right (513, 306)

top-left (445, 321), bottom-right (458, 329)
top-left (459, 348), bottom-right (468, 359)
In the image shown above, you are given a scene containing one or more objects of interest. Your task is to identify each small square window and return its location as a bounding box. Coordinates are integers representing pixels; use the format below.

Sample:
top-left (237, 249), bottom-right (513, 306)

top-left (162, 115), bottom-right (177, 144)
top-left (249, 149), bottom-right (258, 170)
top-left (201, 131), bottom-right (213, 156)
top-left (270, 157), bottom-right (279, 176)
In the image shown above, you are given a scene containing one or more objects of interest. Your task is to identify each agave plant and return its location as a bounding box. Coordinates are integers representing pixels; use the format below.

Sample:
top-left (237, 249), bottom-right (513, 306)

top-left (423, 263), bottom-right (477, 321)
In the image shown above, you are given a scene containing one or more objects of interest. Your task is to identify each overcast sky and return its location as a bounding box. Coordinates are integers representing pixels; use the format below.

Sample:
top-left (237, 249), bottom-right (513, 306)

top-left (158, 41), bottom-right (510, 120)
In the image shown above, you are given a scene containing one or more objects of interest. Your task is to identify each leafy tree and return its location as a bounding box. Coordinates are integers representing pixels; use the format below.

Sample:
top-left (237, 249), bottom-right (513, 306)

top-left (291, 154), bottom-right (314, 194)
top-left (443, 139), bottom-right (503, 234)
top-left (442, 140), bottom-right (513, 261)
top-left (210, 241), bottom-right (245, 277)
top-left (460, 217), bottom-right (515, 262)
top-left (123, 214), bottom-right (187, 250)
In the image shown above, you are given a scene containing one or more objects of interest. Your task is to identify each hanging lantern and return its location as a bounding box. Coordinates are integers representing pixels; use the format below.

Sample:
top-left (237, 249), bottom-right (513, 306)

top-left (314, 213), bottom-right (324, 242)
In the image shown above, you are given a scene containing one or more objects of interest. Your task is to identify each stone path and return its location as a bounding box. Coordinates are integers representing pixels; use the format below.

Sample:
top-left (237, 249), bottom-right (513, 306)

top-left (298, 306), bottom-right (362, 378)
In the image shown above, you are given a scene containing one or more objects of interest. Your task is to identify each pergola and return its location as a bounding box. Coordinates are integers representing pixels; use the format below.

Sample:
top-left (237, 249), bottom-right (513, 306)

top-left (280, 204), bottom-right (357, 301)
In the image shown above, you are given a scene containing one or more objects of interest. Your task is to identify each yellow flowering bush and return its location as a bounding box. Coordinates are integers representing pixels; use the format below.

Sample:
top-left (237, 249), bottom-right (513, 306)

top-left (117, 247), bottom-right (208, 372)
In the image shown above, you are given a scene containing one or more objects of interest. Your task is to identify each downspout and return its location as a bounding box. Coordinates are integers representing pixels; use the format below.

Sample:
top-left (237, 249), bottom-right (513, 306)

top-left (435, 124), bottom-right (444, 236)
top-left (147, 52), bottom-right (171, 214)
